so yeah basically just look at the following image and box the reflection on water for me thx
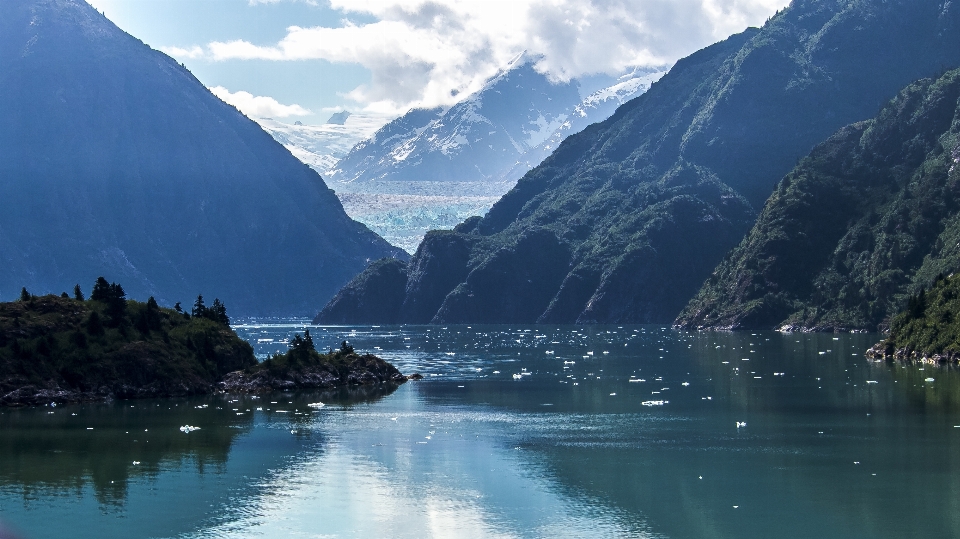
[3,325,960,538]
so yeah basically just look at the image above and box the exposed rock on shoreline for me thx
[219,352,409,393]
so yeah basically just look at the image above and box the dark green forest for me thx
[0,278,254,402]
[678,69,960,332]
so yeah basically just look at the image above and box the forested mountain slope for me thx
[0,0,404,315]
[678,69,960,331]
[318,0,960,324]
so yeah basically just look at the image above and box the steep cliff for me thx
[0,0,405,315]
[320,0,960,324]
[678,69,960,331]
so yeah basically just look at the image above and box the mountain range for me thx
[677,67,960,332]
[326,54,666,187]
[283,55,665,253]
[0,0,405,315]
[317,0,960,325]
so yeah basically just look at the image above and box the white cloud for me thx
[160,45,206,59]
[191,0,788,114]
[209,86,312,118]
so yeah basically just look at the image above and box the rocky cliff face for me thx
[677,68,960,332]
[320,0,960,325]
[0,0,405,315]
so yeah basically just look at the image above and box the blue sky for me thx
[85,0,788,124]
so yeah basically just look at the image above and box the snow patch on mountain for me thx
[257,56,667,253]
[256,114,390,175]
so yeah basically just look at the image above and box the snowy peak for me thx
[328,57,666,185]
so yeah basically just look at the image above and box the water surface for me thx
[2,325,959,538]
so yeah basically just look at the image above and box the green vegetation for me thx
[678,68,960,331]
[220,333,406,393]
[868,274,960,361]
[258,334,355,372]
[320,0,960,325]
[0,278,254,404]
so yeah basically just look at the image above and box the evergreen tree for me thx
[91,277,111,302]
[19,287,30,301]
[192,295,206,318]
[208,298,229,326]
[73,284,84,301]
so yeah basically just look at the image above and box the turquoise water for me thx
[2,325,959,538]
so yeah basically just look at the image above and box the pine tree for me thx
[19,287,30,301]
[73,284,84,301]
[91,277,111,302]
[192,295,206,318]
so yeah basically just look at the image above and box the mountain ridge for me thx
[317,0,960,325]
[0,0,405,315]
[676,67,960,332]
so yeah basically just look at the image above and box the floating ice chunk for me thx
[681,382,690,386]
[512,373,523,380]
[736,421,747,429]
[641,400,666,406]
[609,393,616,396]
[564,361,575,365]
[925,377,935,382]
[132,461,140,465]
[866,380,878,384]
[307,402,325,408]
[493,370,501,374]
[180,425,200,433]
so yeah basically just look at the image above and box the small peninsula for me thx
[0,279,407,406]
[867,274,960,363]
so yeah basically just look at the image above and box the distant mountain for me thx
[326,54,665,186]
[307,56,663,254]
[0,0,405,315]
[677,68,960,332]
[256,114,388,174]
[317,0,960,325]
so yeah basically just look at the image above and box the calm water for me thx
[2,324,960,538]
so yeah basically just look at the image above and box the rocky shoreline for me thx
[1,354,420,407]
[220,353,417,393]
[864,343,960,365]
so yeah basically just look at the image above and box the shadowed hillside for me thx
[0,0,405,316]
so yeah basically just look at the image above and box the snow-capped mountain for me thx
[257,54,666,253]
[326,54,667,186]
[256,113,389,174]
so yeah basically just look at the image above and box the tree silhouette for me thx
[73,284,84,301]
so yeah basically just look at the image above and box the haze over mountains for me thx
[0,0,404,315]
[261,55,664,252]
[318,0,960,325]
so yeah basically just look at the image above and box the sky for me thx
[84,0,789,124]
